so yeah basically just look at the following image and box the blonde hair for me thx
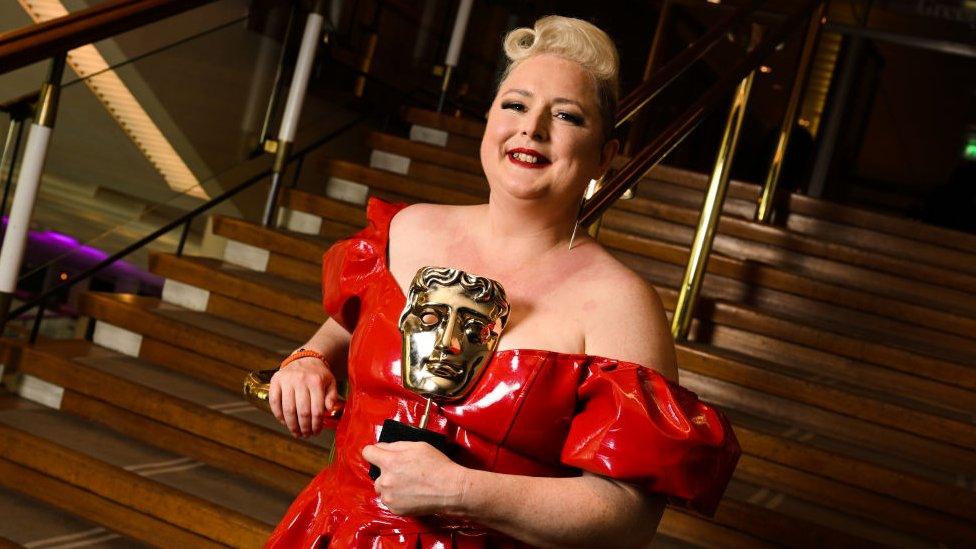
[499,16,620,140]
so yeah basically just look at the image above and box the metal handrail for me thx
[0,114,367,332]
[615,0,766,127]
[0,0,216,75]
[582,0,823,227]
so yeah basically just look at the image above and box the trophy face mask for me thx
[398,266,510,401]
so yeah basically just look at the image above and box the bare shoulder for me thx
[575,242,678,381]
[389,202,472,242]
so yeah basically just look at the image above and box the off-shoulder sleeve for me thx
[322,197,408,331]
[560,358,740,517]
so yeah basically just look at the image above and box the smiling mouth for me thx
[507,149,551,168]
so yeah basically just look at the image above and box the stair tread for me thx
[72,346,311,445]
[214,215,342,264]
[153,303,299,356]
[176,256,321,300]
[0,483,147,548]
[15,340,327,497]
[0,406,288,527]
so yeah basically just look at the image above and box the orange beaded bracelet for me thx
[280,348,327,369]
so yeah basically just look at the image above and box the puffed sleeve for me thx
[322,197,408,331]
[560,358,740,517]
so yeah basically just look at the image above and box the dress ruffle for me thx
[560,357,740,516]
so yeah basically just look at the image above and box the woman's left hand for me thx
[362,441,468,516]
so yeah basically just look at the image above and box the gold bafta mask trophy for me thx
[369,266,510,480]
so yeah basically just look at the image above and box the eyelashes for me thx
[501,101,526,113]
[500,101,584,126]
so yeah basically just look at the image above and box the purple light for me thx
[1,216,162,291]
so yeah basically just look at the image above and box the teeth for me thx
[512,152,540,164]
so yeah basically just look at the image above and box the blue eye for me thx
[501,101,525,112]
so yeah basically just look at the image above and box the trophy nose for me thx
[434,312,462,354]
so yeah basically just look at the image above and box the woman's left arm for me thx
[362,442,664,549]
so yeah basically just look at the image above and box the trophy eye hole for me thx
[464,320,487,344]
[420,309,441,326]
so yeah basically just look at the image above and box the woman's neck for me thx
[478,192,583,266]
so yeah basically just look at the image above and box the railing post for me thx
[0,54,66,322]
[257,1,301,153]
[262,0,327,227]
[755,2,825,223]
[437,0,474,113]
[0,105,30,217]
[671,55,757,342]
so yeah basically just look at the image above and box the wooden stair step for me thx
[603,228,976,365]
[217,220,340,288]
[649,163,976,256]
[16,340,328,479]
[368,131,484,176]
[684,492,874,547]
[0,425,144,548]
[701,320,976,418]
[80,293,287,380]
[214,214,350,264]
[728,458,974,546]
[0,456,219,548]
[678,343,976,462]
[401,106,485,140]
[682,365,975,481]
[323,158,482,205]
[733,422,976,524]
[611,197,976,302]
[641,166,976,274]
[0,403,277,547]
[150,252,326,326]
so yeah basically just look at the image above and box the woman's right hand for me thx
[269,357,340,438]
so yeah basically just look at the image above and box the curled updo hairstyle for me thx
[499,16,620,141]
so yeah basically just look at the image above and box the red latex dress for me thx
[266,198,741,548]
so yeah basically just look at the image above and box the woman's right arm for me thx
[269,317,350,438]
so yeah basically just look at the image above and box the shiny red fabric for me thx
[266,198,741,548]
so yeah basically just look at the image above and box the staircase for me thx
[2,106,975,547]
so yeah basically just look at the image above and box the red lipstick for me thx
[507,147,551,169]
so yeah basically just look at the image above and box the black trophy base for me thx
[368,419,449,480]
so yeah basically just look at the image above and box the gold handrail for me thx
[672,27,760,342]
[755,2,826,223]
[582,0,825,341]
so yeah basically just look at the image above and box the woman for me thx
[268,15,740,548]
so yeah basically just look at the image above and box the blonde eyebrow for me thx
[553,97,584,110]
[501,89,587,112]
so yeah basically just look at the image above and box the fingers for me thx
[269,375,283,423]
[324,378,339,412]
[361,443,395,466]
[294,386,312,437]
[309,385,325,435]
[280,386,300,436]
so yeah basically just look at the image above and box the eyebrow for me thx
[501,88,587,111]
